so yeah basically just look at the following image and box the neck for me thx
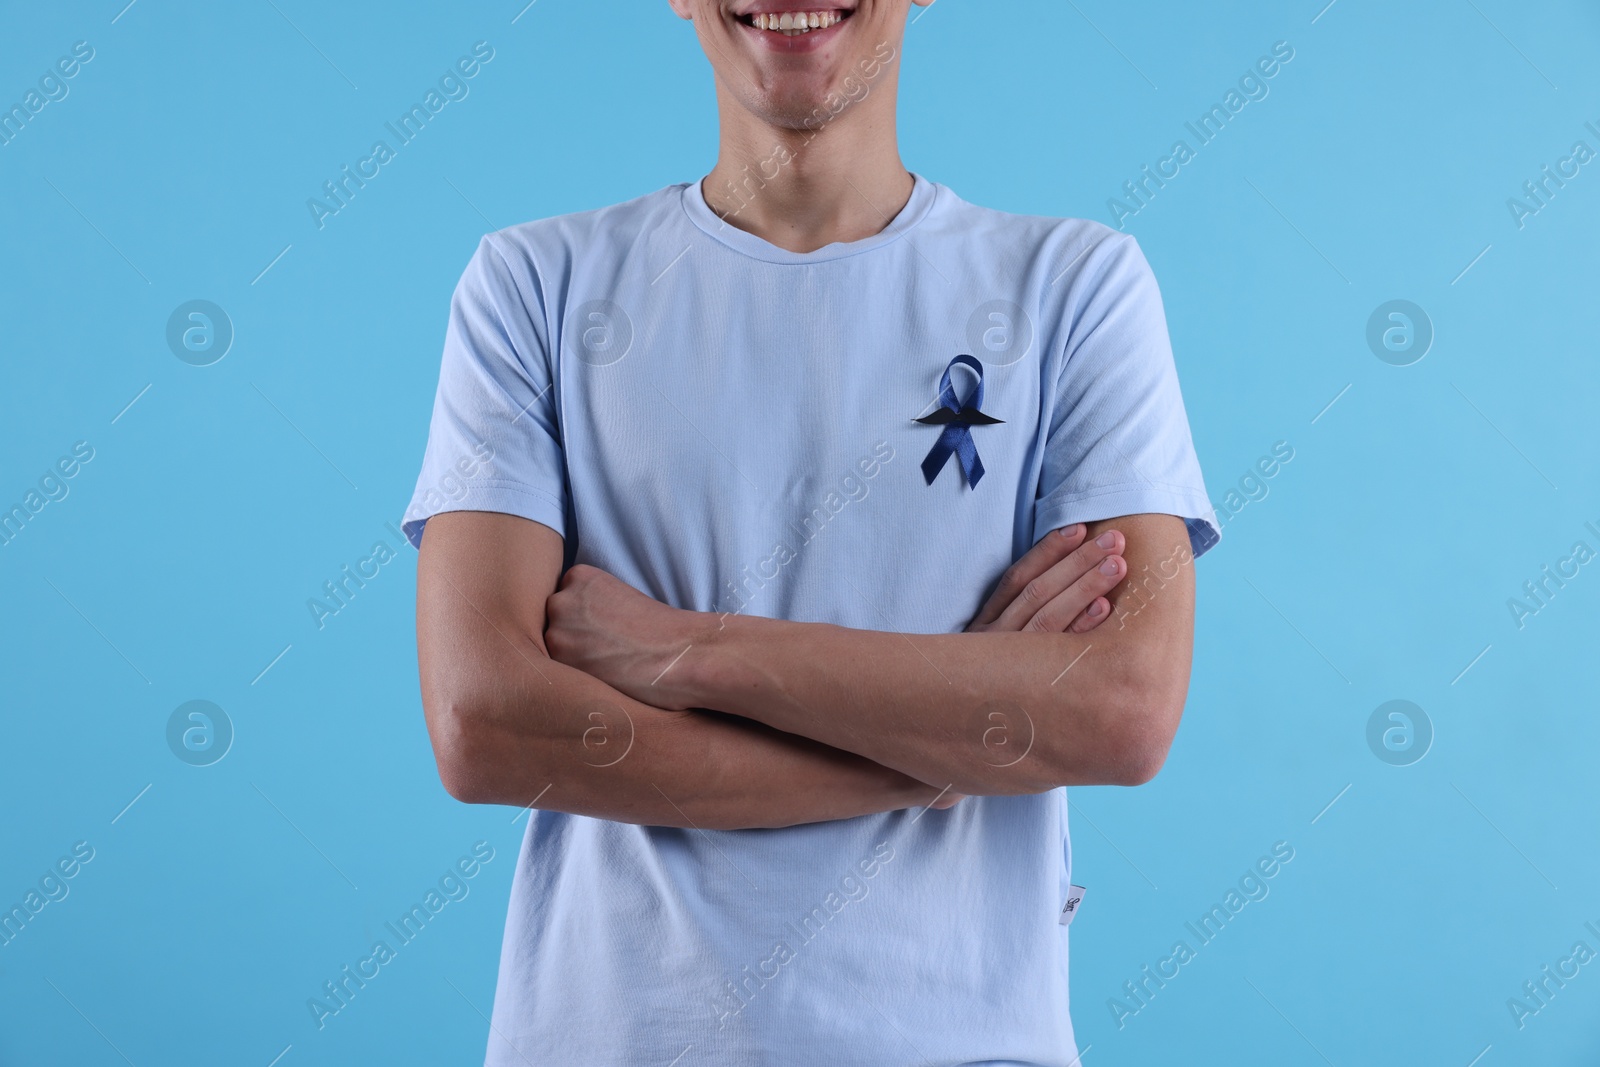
[701,85,912,253]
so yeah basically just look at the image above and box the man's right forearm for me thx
[420,582,945,830]
[415,510,949,829]
[434,667,946,830]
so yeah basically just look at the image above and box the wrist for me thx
[676,610,754,715]
[658,607,734,710]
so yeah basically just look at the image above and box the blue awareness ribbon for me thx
[916,354,1003,488]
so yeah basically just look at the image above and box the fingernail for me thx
[1096,532,1117,549]
[1059,524,1083,538]
[1087,599,1106,617]
[1099,556,1120,575]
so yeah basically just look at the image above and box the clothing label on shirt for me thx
[1059,885,1087,926]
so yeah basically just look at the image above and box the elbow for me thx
[1105,731,1172,786]
[438,762,494,806]
[425,693,500,805]
[1103,686,1185,786]
[1023,680,1183,790]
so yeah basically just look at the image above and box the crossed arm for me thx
[416,510,1195,830]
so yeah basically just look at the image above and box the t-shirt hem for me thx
[1035,487,1221,559]
[401,483,567,549]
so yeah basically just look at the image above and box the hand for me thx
[544,564,702,709]
[966,524,1127,634]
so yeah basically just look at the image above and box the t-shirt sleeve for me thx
[400,234,568,549]
[1033,233,1220,559]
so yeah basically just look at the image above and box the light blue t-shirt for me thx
[402,173,1219,1066]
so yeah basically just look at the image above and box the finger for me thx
[970,525,1087,629]
[1022,553,1126,634]
[968,524,1087,630]
[1067,596,1111,634]
[991,528,1125,633]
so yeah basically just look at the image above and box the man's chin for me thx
[758,90,846,131]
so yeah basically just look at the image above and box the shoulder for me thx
[923,180,1150,294]
[459,184,690,293]
[495,184,687,258]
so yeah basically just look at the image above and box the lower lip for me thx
[737,14,851,53]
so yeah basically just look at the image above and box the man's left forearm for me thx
[658,515,1197,794]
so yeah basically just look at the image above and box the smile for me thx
[738,9,853,36]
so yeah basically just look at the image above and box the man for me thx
[402,1,1219,1063]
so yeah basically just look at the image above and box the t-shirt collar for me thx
[681,171,938,264]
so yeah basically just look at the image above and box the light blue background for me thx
[2,1,1597,1063]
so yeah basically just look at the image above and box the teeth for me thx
[750,11,841,34]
